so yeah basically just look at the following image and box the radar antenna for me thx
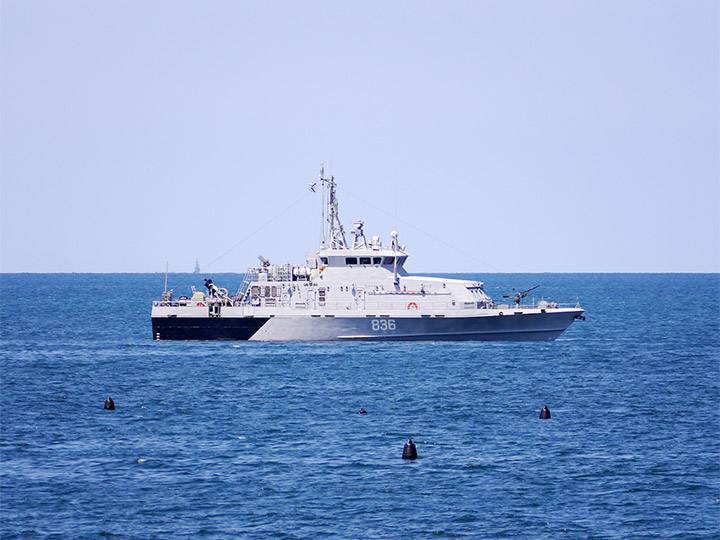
[503,285,539,307]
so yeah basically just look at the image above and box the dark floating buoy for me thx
[104,397,115,410]
[539,405,551,419]
[358,408,368,414]
[402,439,418,460]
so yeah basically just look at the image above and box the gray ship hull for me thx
[152,307,583,342]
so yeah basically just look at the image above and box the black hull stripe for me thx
[152,317,270,341]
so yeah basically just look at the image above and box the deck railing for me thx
[153,298,581,312]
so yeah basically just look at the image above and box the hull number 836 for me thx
[371,319,396,331]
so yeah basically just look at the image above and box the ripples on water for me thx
[1,273,718,539]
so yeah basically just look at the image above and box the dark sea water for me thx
[1,273,718,539]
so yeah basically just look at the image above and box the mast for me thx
[318,166,347,249]
[391,231,399,286]
[161,261,172,302]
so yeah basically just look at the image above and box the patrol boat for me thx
[151,169,584,341]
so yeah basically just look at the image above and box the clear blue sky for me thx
[2,1,718,273]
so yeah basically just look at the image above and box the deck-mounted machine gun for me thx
[503,285,539,307]
[202,278,229,299]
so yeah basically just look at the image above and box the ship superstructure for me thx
[151,168,584,341]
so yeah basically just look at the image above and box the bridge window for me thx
[373,257,382,264]
[383,257,395,265]
[359,257,371,265]
[321,257,329,265]
[346,257,357,265]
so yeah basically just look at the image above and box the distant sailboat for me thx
[194,259,200,274]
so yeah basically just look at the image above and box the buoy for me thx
[402,439,418,460]
[358,408,368,414]
[539,405,551,419]
[104,396,115,410]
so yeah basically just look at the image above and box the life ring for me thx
[197,302,206,307]
[407,302,418,310]
[498,311,504,316]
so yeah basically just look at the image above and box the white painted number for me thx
[371,319,396,331]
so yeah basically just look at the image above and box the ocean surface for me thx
[1,273,718,539]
